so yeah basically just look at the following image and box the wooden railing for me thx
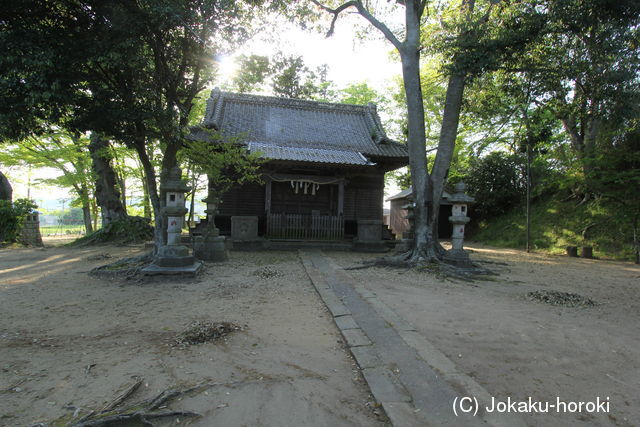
[266,213,344,240]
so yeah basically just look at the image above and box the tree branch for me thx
[310,0,403,51]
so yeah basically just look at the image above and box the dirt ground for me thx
[327,244,640,427]
[0,241,386,426]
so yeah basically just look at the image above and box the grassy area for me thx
[469,194,636,261]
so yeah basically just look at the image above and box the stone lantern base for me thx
[443,248,473,268]
[193,234,228,262]
[141,261,203,276]
[142,243,203,275]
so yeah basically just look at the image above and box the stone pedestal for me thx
[353,219,387,252]
[231,216,259,241]
[229,216,264,250]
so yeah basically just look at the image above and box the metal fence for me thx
[266,213,344,240]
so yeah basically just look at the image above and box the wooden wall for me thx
[344,173,384,221]
[218,182,265,217]
[214,168,385,237]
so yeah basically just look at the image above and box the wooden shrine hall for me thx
[189,89,409,246]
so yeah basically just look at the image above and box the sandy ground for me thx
[327,244,640,427]
[0,241,386,426]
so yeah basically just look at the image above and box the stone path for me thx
[300,250,525,427]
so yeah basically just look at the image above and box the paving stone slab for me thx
[335,315,359,330]
[324,297,351,318]
[341,328,372,347]
[362,367,411,403]
[366,296,417,332]
[354,285,377,299]
[350,346,383,369]
[380,402,429,427]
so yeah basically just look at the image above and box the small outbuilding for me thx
[386,187,453,239]
[190,89,408,245]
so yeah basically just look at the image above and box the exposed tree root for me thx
[344,247,496,282]
[68,216,153,247]
[74,410,199,427]
[89,252,153,279]
[69,379,270,426]
[99,377,143,413]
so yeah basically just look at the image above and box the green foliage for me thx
[181,132,264,198]
[0,131,95,213]
[229,52,336,101]
[339,82,385,106]
[0,198,37,243]
[588,126,640,262]
[471,193,638,262]
[460,152,525,222]
[69,216,152,246]
[231,54,272,94]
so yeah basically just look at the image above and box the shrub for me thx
[461,152,525,222]
[0,198,37,243]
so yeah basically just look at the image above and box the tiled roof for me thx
[195,89,408,163]
[386,186,453,203]
[248,142,373,165]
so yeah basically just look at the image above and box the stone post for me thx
[444,182,475,267]
[20,211,43,247]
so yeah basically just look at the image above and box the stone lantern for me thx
[193,185,228,262]
[395,193,415,253]
[444,182,475,267]
[144,166,202,274]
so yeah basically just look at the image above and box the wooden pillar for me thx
[265,179,272,214]
[338,181,344,216]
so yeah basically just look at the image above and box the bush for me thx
[0,198,37,243]
[69,216,153,246]
[460,152,525,222]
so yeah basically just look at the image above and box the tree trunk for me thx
[114,152,128,213]
[398,2,440,262]
[561,114,599,191]
[633,216,639,265]
[88,133,128,226]
[142,172,152,219]
[188,170,198,226]
[78,184,94,234]
[0,171,12,201]
[82,205,93,234]
[430,72,467,251]
[133,138,163,251]
[91,198,99,231]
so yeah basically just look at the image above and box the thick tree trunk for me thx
[88,133,128,226]
[430,72,467,246]
[398,2,440,262]
[561,114,599,189]
[0,171,12,201]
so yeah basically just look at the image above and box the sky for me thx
[217,15,402,90]
[7,12,405,211]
